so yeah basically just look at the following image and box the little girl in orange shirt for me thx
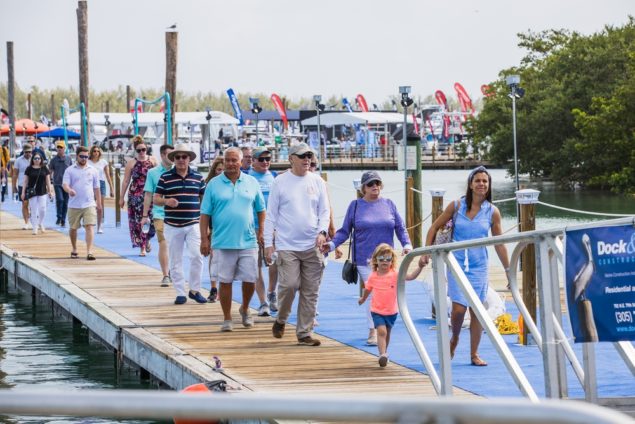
[358,243,428,367]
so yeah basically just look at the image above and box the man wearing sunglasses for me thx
[249,147,279,316]
[200,147,265,332]
[49,140,72,227]
[154,144,207,305]
[264,142,330,346]
[62,146,102,260]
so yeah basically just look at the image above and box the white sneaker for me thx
[31,229,38,235]
[22,223,28,230]
[26,222,32,230]
[97,226,104,234]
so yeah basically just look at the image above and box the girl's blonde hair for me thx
[90,145,102,157]
[370,243,397,271]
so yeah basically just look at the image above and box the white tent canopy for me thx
[63,111,239,126]
[301,111,412,126]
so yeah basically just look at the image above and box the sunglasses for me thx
[295,152,314,159]
[376,255,393,262]
[174,155,189,160]
[366,180,381,187]
[78,155,89,159]
[56,146,65,149]
[136,148,147,153]
[33,156,42,161]
[257,156,272,162]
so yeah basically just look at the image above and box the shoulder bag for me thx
[341,200,359,284]
[25,168,42,199]
[434,200,458,245]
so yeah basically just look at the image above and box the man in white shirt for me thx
[264,142,330,346]
[62,146,102,260]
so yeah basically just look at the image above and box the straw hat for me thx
[167,143,197,161]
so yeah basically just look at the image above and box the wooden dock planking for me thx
[0,210,475,398]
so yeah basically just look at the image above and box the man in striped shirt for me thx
[153,144,207,305]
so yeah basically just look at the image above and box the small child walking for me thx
[358,243,428,367]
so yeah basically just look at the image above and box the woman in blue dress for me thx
[425,166,511,366]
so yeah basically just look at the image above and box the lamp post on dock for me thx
[313,95,325,173]
[205,107,212,167]
[506,75,525,193]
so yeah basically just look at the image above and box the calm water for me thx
[0,278,169,424]
[325,169,633,231]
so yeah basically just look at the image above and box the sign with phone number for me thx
[565,224,635,343]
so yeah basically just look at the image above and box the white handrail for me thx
[0,389,632,424]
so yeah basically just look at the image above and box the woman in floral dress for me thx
[119,135,158,256]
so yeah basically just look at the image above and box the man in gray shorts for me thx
[199,147,266,332]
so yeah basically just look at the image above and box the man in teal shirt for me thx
[141,144,174,287]
[200,147,265,332]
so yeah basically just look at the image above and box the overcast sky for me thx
[1,0,632,106]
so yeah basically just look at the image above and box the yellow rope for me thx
[494,313,519,335]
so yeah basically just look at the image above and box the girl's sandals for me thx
[471,355,488,367]
[87,253,96,261]
[70,252,79,259]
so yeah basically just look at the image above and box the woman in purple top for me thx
[325,171,412,345]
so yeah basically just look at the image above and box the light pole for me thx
[399,85,413,184]
[313,95,325,173]
[205,107,212,167]
[249,98,262,146]
[506,75,525,193]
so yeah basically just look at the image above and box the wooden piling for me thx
[520,200,537,345]
[6,41,15,156]
[76,0,89,146]
[126,85,131,112]
[50,94,56,123]
[115,167,121,227]
[27,93,32,120]
[406,176,415,245]
[430,190,446,223]
[165,31,178,145]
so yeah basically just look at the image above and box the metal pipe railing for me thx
[0,389,632,424]
[397,216,635,401]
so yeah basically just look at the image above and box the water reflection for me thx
[0,279,169,424]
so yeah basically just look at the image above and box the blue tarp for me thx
[37,127,81,139]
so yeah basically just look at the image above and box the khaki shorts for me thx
[68,207,97,230]
[153,218,165,243]
[215,248,258,283]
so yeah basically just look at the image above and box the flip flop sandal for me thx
[86,253,96,261]
[145,244,152,253]
[70,252,79,259]
[471,355,488,367]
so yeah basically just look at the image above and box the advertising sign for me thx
[565,224,635,343]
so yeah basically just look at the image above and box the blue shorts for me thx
[99,180,106,196]
[371,312,398,329]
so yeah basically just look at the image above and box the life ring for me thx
[173,380,226,424]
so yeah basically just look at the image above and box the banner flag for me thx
[453,82,474,114]
[270,93,288,130]
[226,88,244,126]
[565,224,635,343]
[342,98,353,112]
[434,90,448,109]
[356,94,369,112]
[129,100,143,114]
[412,112,420,134]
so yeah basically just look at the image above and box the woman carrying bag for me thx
[21,151,53,235]
[324,171,413,346]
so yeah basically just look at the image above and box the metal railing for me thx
[397,216,635,402]
[0,389,632,423]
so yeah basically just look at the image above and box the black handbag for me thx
[341,200,358,284]
[25,168,42,199]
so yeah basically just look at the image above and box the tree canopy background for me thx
[474,17,635,194]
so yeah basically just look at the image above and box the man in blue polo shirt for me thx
[153,144,207,305]
[141,144,174,288]
[200,146,265,332]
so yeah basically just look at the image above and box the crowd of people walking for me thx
[1,136,510,367]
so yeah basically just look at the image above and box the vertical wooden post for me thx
[115,166,121,228]
[429,189,446,223]
[126,85,131,112]
[27,93,32,120]
[105,100,110,113]
[6,41,16,156]
[76,0,89,146]
[517,189,539,345]
[165,30,178,144]
[406,176,415,244]
[406,137,423,248]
